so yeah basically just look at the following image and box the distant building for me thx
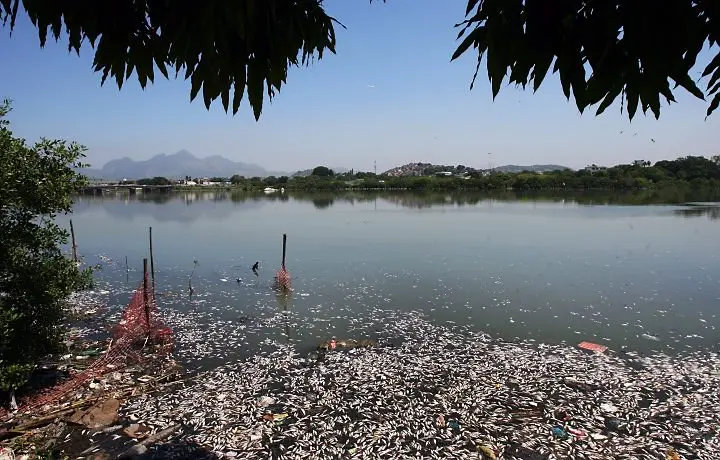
[435,171,453,177]
[584,164,607,174]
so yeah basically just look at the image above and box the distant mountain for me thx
[79,150,287,180]
[292,166,351,177]
[493,164,571,173]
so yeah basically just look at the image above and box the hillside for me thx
[292,166,351,177]
[383,163,479,177]
[79,150,287,180]
[382,162,571,176]
[493,164,571,173]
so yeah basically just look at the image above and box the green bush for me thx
[0,100,92,397]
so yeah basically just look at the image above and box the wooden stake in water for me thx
[69,219,78,264]
[282,233,287,269]
[143,258,150,329]
[149,226,156,289]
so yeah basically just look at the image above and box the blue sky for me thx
[1,0,717,173]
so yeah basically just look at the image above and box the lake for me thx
[60,190,720,370]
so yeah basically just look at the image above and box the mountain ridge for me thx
[79,153,572,180]
[79,150,287,179]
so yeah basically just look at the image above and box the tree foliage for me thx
[0,0,339,121]
[311,166,334,177]
[282,155,720,191]
[0,100,92,393]
[452,0,720,119]
[1,1,718,120]
[137,176,173,186]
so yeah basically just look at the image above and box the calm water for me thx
[59,191,720,367]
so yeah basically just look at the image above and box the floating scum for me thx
[122,309,720,460]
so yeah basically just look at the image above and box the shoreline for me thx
[120,312,720,459]
[3,299,719,458]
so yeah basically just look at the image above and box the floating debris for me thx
[121,311,720,459]
[578,341,608,353]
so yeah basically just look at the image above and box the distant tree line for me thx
[114,155,720,193]
[278,155,720,191]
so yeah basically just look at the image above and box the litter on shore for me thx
[116,310,720,459]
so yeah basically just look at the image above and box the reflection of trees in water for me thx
[71,188,720,220]
[381,192,484,209]
[290,189,720,209]
[71,191,267,223]
[487,188,720,206]
[674,206,720,220]
[312,197,334,209]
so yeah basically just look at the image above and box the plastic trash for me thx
[79,348,100,356]
[257,396,276,407]
[578,341,608,353]
[604,417,623,431]
[552,426,568,439]
[554,409,572,421]
[262,412,288,424]
[477,444,497,459]
[447,417,461,433]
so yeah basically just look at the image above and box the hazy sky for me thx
[1,0,718,173]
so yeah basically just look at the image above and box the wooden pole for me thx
[149,226,156,289]
[69,219,78,264]
[143,258,150,329]
[281,233,287,269]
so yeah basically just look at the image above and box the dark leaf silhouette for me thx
[453,0,720,119]
[1,0,718,120]
[0,0,339,121]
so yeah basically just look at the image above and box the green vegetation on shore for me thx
[0,101,92,403]
[117,155,720,193]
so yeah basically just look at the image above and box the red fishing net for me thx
[2,272,172,416]
[275,266,291,291]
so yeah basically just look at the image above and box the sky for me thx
[1,0,718,173]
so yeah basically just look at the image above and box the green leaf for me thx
[190,71,203,102]
[701,52,720,78]
[232,65,247,115]
[221,84,230,112]
[558,63,572,100]
[707,92,720,118]
[648,86,661,119]
[154,55,169,80]
[673,73,705,100]
[247,58,264,121]
[202,72,216,110]
[532,54,553,92]
[465,0,481,15]
[451,25,484,61]
[626,85,640,120]
[595,84,623,116]
[707,68,720,93]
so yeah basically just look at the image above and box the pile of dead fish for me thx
[121,311,720,459]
